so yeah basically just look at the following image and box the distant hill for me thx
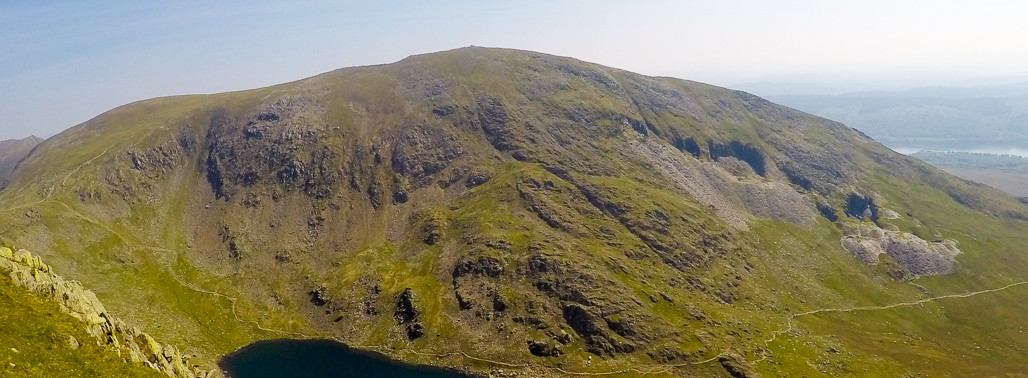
[3,48,1028,376]
[913,151,1028,197]
[0,136,42,188]
[763,83,1028,150]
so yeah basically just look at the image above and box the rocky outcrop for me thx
[844,193,879,222]
[391,122,465,187]
[527,340,562,357]
[708,140,767,177]
[840,224,960,275]
[204,97,336,201]
[394,288,424,340]
[719,352,760,378]
[0,246,214,378]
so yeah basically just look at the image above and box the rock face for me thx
[840,224,961,275]
[394,288,424,340]
[0,246,213,378]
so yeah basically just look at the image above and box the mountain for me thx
[2,47,1028,377]
[762,84,1028,150]
[0,136,43,188]
[912,151,1028,198]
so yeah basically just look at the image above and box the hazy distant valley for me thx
[761,82,1028,152]
[753,83,1028,201]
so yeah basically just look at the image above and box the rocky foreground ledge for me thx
[0,246,214,378]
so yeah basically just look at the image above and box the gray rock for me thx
[840,223,960,275]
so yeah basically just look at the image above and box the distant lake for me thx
[219,339,472,378]
[890,146,1028,158]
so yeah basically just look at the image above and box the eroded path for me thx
[752,280,1028,365]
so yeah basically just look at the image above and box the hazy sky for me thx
[3,0,1028,140]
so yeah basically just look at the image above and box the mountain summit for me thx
[2,47,1027,376]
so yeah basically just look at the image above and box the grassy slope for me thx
[0,274,163,377]
[0,48,1026,376]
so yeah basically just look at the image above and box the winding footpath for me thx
[752,280,1028,365]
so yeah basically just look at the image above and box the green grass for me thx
[0,274,163,377]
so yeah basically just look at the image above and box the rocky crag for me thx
[0,246,214,378]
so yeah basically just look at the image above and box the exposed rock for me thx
[552,330,572,344]
[452,256,504,279]
[709,140,767,177]
[672,135,702,158]
[405,322,425,340]
[840,224,960,275]
[527,340,562,357]
[392,189,410,204]
[390,122,464,186]
[395,288,420,323]
[421,211,446,245]
[361,283,381,316]
[816,200,839,222]
[844,193,879,222]
[484,239,511,251]
[0,247,212,378]
[204,97,335,200]
[464,172,491,188]
[628,136,819,229]
[561,304,633,356]
[517,179,574,232]
[780,163,814,191]
[67,335,80,349]
[394,288,424,340]
[309,286,329,306]
[432,105,455,117]
[367,181,384,209]
[491,291,507,312]
[736,181,816,225]
[719,352,760,378]
[476,96,515,151]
